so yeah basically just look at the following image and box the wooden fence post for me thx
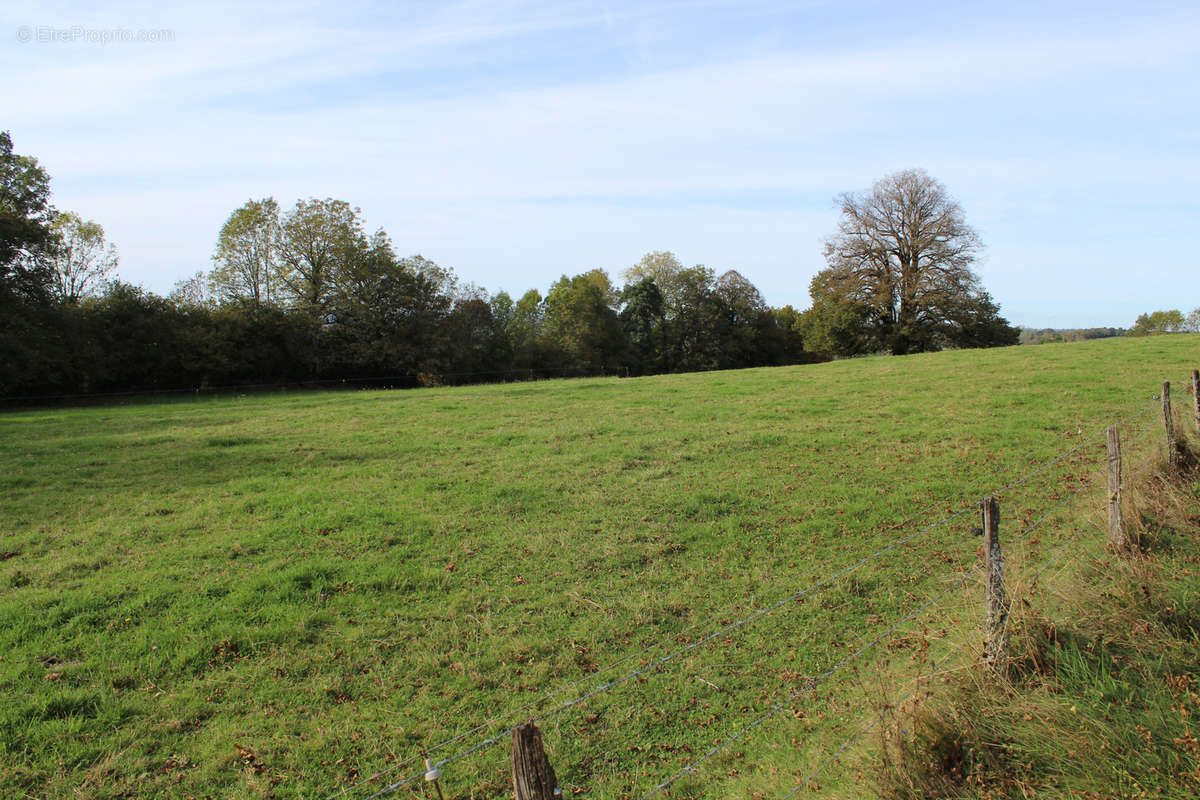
[513,721,559,800]
[1163,381,1179,468]
[982,497,1007,669]
[1191,369,1199,433]
[1106,426,1128,551]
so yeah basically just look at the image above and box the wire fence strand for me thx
[633,436,1148,800]
[326,398,1166,800]
[634,561,988,800]
[779,433,1167,798]
[781,630,975,799]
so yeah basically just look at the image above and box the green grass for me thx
[876,450,1200,799]
[0,335,1197,799]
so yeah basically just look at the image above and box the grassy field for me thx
[1,335,1196,799]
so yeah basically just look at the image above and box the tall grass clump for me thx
[877,429,1200,799]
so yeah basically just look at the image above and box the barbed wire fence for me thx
[315,373,1194,800]
[775,418,1168,799]
[634,412,1166,800]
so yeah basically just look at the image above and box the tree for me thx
[800,267,882,357]
[326,243,456,377]
[1184,308,1200,333]
[443,297,508,380]
[816,169,1014,355]
[714,270,765,321]
[47,211,119,302]
[170,270,213,308]
[490,290,516,333]
[619,277,666,374]
[508,288,547,369]
[543,269,625,372]
[278,198,368,314]
[331,229,402,312]
[664,265,727,371]
[623,251,688,316]
[771,304,815,364]
[211,198,281,306]
[1128,309,1185,336]
[941,290,1020,349]
[1,132,63,397]
[0,130,56,302]
[712,269,777,367]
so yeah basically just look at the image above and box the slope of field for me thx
[0,336,1196,799]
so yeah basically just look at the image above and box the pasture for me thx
[1,335,1195,799]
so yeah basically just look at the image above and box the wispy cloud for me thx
[4,0,1198,325]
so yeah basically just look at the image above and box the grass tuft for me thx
[877,430,1200,800]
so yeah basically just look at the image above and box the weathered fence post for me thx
[513,721,559,800]
[982,497,1007,669]
[1192,369,1200,433]
[1106,426,1128,551]
[1163,381,1179,467]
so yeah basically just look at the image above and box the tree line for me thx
[1019,309,1200,345]
[1,133,1021,401]
[1127,308,1200,337]
[1019,327,1126,345]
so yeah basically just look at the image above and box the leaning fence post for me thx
[1106,426,1128,552]
[1163,381,1179,468]
[982,497,1007,669]
[512,721,559,800]
[1191,369,1200,433]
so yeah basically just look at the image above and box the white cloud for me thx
[4,0,1198,325]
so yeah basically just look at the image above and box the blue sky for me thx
[4,0,1198,327]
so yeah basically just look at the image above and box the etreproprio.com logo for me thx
[16,25,176,44]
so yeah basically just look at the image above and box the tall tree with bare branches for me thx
[811,169,1015,355]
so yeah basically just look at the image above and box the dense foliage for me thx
[1127,308,1199,336]
[1,267,823,399]
[1,138,1028,401]
[0,134,820,400]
